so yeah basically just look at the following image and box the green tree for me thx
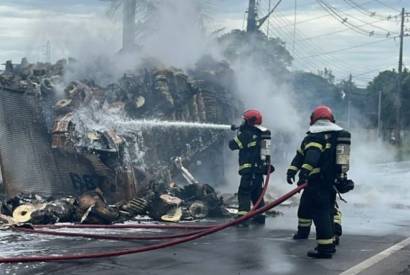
[218,30,293,80]
[292,71,344,120]
[367,70,399,128]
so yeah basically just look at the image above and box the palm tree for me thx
[101,0,147,51]
[102,0,212,51]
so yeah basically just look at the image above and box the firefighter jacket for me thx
[229,124,264,175]
[288,121,349,189]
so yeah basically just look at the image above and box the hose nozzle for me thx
[230,124,239,131]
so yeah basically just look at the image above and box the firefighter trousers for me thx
[238,173,265,215]
[297,186,334,252]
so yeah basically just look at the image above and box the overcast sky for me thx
[0,0,408,86]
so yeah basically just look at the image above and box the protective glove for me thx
[286,169,297,185]
[297,169,309,186]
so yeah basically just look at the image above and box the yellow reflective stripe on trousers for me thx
[247,141,257,148]
[325,143,332,149]
[298,218,312,227]
[239,163,252,171]
[234,136,244,149]
[304,142,323,151]
[317,239,334,245]
[334,211,342,224]
[302,163,315,171]
[288,165,299,171]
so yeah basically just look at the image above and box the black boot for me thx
[236,212,250,228]
[293,232,309,240]
[251,215,266,225]
[308,244,335,259]
[314,246,336,254]
[293,227,310,240]
[237,221,250,228]
[307,250,333,259]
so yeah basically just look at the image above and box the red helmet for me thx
[310,105,335,125]
[243,109,262,125]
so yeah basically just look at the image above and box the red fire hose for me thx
[0,183,306,263]
[14,227,203,241]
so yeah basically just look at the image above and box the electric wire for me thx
[299,37,395,59]
[373,0,401,12]
[267,9,359,76]
[266,5,398,82]
[317,0,397,37]
[298,17,396,42]
[269,16,355,76]
[342,0,396,20]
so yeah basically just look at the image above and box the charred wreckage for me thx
[0,57,241,225]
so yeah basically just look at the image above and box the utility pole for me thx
[247,0,258,33]
[394,8,405,145]
[122,0,137,52]
[377,90,382,139]
[246,0,282,33]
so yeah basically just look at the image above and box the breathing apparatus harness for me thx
[231,122,274,175]
[332,130,354,202]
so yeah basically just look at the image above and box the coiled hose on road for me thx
[1,167,307,264]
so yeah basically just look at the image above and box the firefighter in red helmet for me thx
[286,105,353,258]
[229,110,274,226]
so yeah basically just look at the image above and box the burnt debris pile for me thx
[0,57,240,224]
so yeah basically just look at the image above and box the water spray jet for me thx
[116,119,232,131]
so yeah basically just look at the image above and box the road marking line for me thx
[340,236,410,275]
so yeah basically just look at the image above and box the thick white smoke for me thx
[139,0,222,69]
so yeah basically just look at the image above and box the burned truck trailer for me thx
[0,59,238,203]
[0,87,100,197]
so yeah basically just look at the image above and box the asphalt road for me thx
[1,203,410,275]
[2,159,410,275]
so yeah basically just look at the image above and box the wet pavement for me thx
[1,204,410,275]
[2,159,410,275]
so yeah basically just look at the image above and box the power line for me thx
[266,16,343,72]
[261,2,399,79]
[317,0,380,36]
[373,0,401,12]
[265,0,377,29]
[336,1,399,33]
[297,17,393,42]
[267,11,358,75]
[352,65,397,78]
[317,0,397,37]
[274,14,331,28]
[299,37,395,58]
[342,0,396,20]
